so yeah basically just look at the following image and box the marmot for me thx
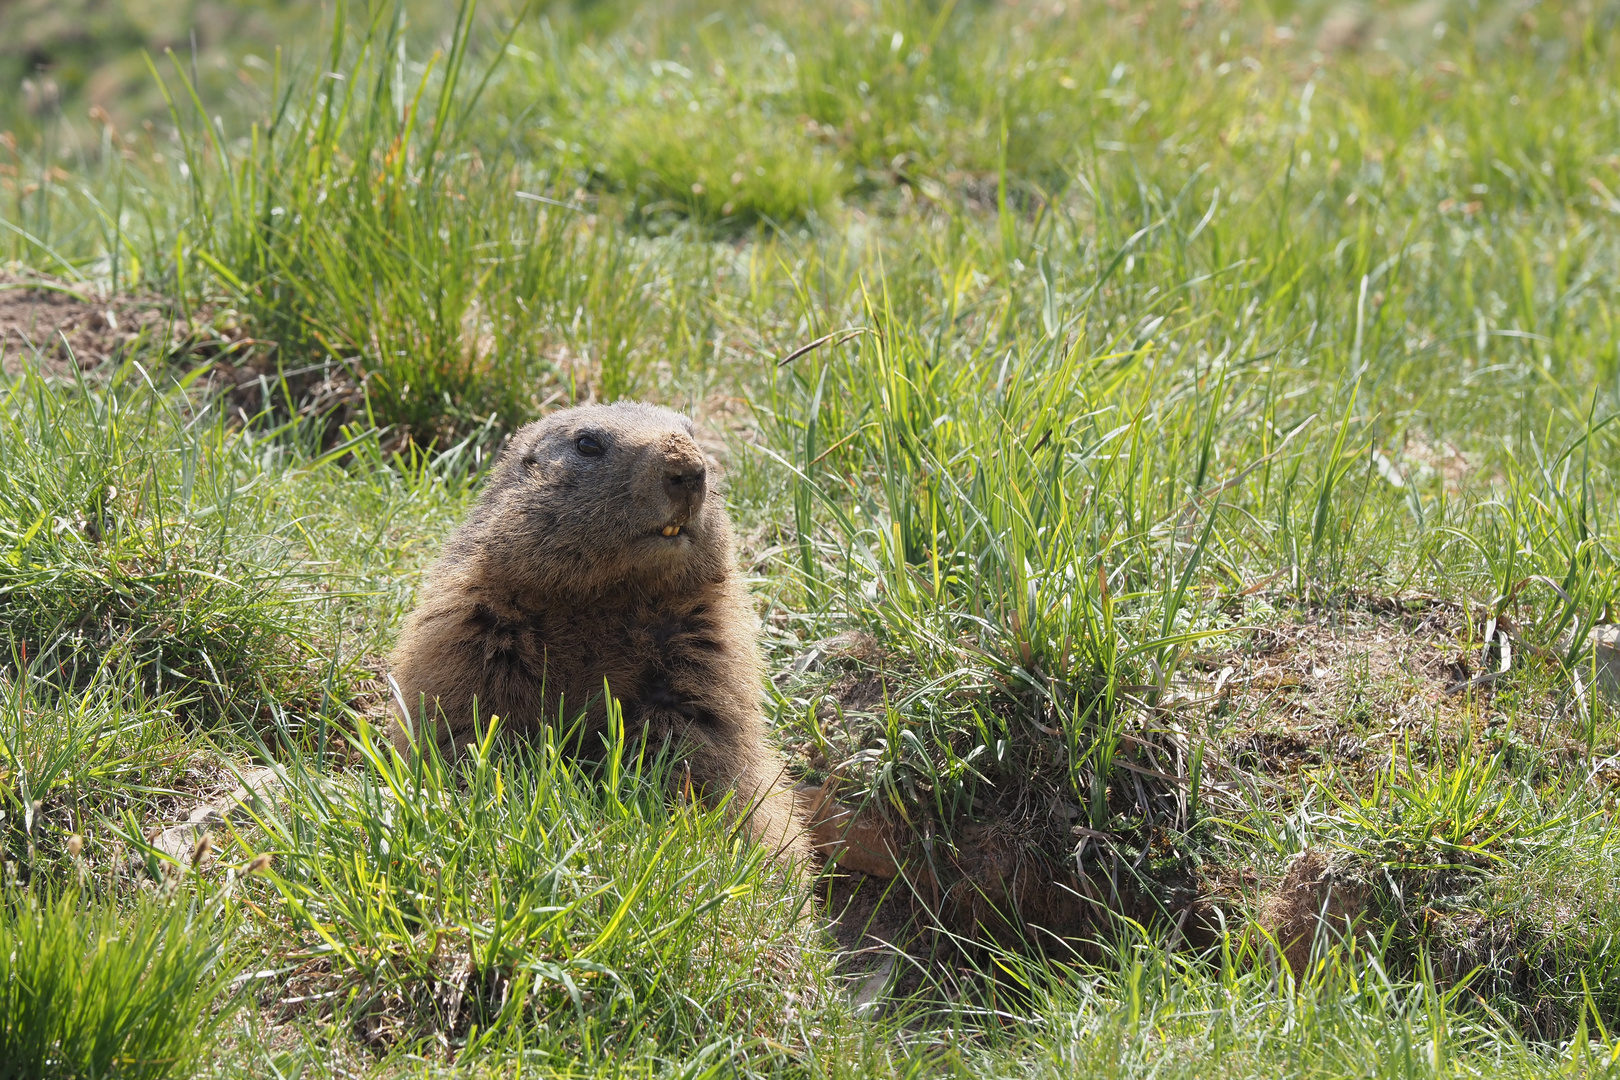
[386,402,809,864]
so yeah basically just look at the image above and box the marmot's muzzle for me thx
[661,452,706,529]
[663,464,706,505]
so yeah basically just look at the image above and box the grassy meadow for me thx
[5,0,1620,1075]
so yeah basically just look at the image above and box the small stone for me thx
[1590,625,1620,698]
[797,782,905,879]
[229,767,282,809]
[188,805,225,825]
[153,824,203,866]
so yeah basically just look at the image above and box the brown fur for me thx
[386,402,810,864]
[1259,849,1369,977]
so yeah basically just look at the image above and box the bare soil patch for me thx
[0,269,371,440]
[0,270,177,373]
[1192,595,1479,804]
[1257,848,1371,976]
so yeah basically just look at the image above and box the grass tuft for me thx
[0,890,240,1080]
[237,715,827,1062]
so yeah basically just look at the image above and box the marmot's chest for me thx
[472,596,728,718]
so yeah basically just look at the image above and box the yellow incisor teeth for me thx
[662,525,680,537]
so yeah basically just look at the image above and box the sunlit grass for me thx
[0,891,240,1080]
[1,0,1619,1075]
[223,716,827,1064]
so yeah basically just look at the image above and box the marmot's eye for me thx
[574,434,604,457]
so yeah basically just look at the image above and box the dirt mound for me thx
[807,785,1208,958]
[0,271,179,373]
[1258,849,1371,976]
[0,270,365,436]
[799,591,1531,977]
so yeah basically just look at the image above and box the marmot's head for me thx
[457,402,733,598]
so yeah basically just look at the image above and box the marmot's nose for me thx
[664,465,706,508]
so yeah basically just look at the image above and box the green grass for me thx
[231,717,826,1064]
[0,366,339,713]
[4,0,1620,1074]
[0,890,241,1080]
[947,933,1620,1079]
